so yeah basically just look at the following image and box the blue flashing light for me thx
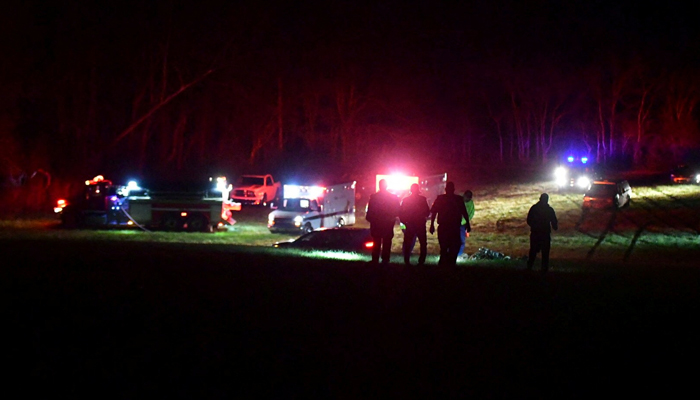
[581,157,588,164]
[567,156,574,163]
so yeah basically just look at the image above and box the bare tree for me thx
[633,82,653,164]
[659,71,700,163]
[333,80,368,163]
[112,69,214,146]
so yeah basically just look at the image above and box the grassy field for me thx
[3,179,700,397]
[3,180,699,269]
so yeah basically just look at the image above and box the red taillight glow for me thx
[223,201,241,211]
[364,242,374,248]
[54,199,68,214]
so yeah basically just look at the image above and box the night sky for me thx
[2,0,699,184]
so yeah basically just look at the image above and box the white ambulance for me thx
[267,181,356,234]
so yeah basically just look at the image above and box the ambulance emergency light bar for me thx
[283,184,326,200]
[375,174,419,192]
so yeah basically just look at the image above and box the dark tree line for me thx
[2,1,699,213]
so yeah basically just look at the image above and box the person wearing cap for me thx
[526,193,558,272]
[429,181,470,267]
[457,189,475,259]
[366,179,400,265]
[399,183,431,266]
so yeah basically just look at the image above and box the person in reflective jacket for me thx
[457,189,475,259]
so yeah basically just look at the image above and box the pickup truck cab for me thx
[231,174,281,206]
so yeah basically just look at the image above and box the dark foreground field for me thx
[3,237,700,399]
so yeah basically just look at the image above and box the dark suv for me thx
[670,164,699,184]
[272,227,374,253]
[582,180,632,209]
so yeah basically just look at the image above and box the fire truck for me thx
[267,181,356,234]
[55,175,232,232]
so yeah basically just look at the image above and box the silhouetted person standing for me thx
[527,193,558,272]
[429,181,470,267]
[457,189,475,259]
[399,183,430,266]
[366,179,400,264]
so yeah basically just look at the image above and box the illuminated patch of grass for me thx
[269,247,370,262]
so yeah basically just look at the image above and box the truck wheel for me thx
[336,218,345,228]
[303,223,314,234]
[261,194,268,207]
[161,213,183,231]
[187,215,209,232]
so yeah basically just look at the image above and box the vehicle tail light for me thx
[364,241,374,248]
[54,199,68,213]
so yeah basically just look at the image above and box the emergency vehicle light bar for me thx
[283,184,326,199]
[376,174,419,192]
[86,175,111,185]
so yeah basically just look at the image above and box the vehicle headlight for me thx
[696,174,700,184]
[294,215,303,227]
[268,214,275,223]
[554,167,568,187]
[554,166,567,179]
[577,176,591,189]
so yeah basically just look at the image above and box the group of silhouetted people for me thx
[366,179,472,267]
[366,179,557,272]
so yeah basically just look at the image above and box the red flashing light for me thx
[364,242,374,248]
[181,212,188,217]
[86,175,112,186]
